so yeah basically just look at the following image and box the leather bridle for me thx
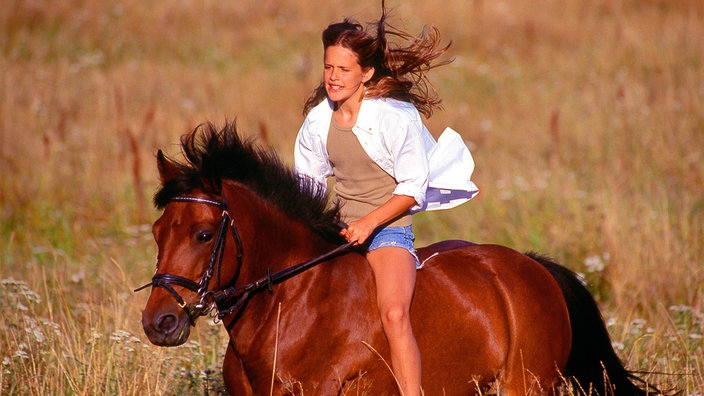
[134,196,242,324]
[135,195,352,324]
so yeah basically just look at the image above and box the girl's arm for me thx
[340,195,416,245]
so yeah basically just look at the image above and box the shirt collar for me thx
[316,97,381,135]
[353,98,380,135]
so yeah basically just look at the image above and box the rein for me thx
[212,241,353,318]
[134,195,352,323]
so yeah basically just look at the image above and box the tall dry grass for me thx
[1,0,702,394]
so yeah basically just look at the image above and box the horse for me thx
[136,121,660,395]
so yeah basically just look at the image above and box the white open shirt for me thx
[294,97,479,213]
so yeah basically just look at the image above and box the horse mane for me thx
[154,121,344,242]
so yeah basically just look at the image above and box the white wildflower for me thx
[28,326,46,344]
[630,318,647,328]
[1,278,42,306]
[110,329,133,342]
[87,328,102,345]
[584,254,605,273]
[110,329,142,351]
[611,341,625,351]
[41,318,62,338]
[669,304,691,313]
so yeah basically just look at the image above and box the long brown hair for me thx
[303,2,452,118]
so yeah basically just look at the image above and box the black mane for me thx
[154,121,343,242]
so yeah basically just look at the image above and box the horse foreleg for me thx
[222,341,254,396]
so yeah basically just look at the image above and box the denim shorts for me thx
[367,225,421,269]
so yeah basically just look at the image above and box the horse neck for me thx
[224,182,333,285]
[220,182,338,340]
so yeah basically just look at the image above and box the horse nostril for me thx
[156,313,179,334]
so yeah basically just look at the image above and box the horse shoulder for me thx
[238,251,385,394]
[222,342,254,395]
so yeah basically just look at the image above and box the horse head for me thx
[139,152,247,346]
[137,121,343,347]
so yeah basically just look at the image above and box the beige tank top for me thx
[326,118,411,227]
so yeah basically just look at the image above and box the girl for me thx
[294,4,478,395]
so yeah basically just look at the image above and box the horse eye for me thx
[196,230,213,242]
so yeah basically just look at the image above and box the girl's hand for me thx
[339,195,417,245]
[340,218,377,245]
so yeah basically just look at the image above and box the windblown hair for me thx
[154,121,344,241]
[303,1,452,118]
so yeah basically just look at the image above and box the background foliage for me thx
[1,0,702,394]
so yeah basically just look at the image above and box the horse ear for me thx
[220,179,236,206]
[156,150,179,183]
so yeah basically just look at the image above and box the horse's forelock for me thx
[153,122,231,209]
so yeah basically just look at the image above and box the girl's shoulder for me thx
[302,99,334,132]
[371,97,416,111]
[307,99,334,118]
[366,97,421,122]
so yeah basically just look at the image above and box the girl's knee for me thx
[380,305,410,330]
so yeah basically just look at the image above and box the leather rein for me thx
[134,196,352,324]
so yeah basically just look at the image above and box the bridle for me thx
[135,195,352,325]
[134,196,241,324]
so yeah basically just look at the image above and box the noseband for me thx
[135,195,352,325]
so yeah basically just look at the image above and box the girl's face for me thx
[323,44,374,106]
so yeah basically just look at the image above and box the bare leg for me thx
[367,246,421,396]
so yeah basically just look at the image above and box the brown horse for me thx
[137,122,659,395]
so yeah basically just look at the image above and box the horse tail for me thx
[525,252,664,395]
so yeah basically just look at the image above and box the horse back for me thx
[416,239,475,266]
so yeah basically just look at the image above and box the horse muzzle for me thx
[141,294,193,346]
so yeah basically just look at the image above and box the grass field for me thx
[1,0,702,394]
